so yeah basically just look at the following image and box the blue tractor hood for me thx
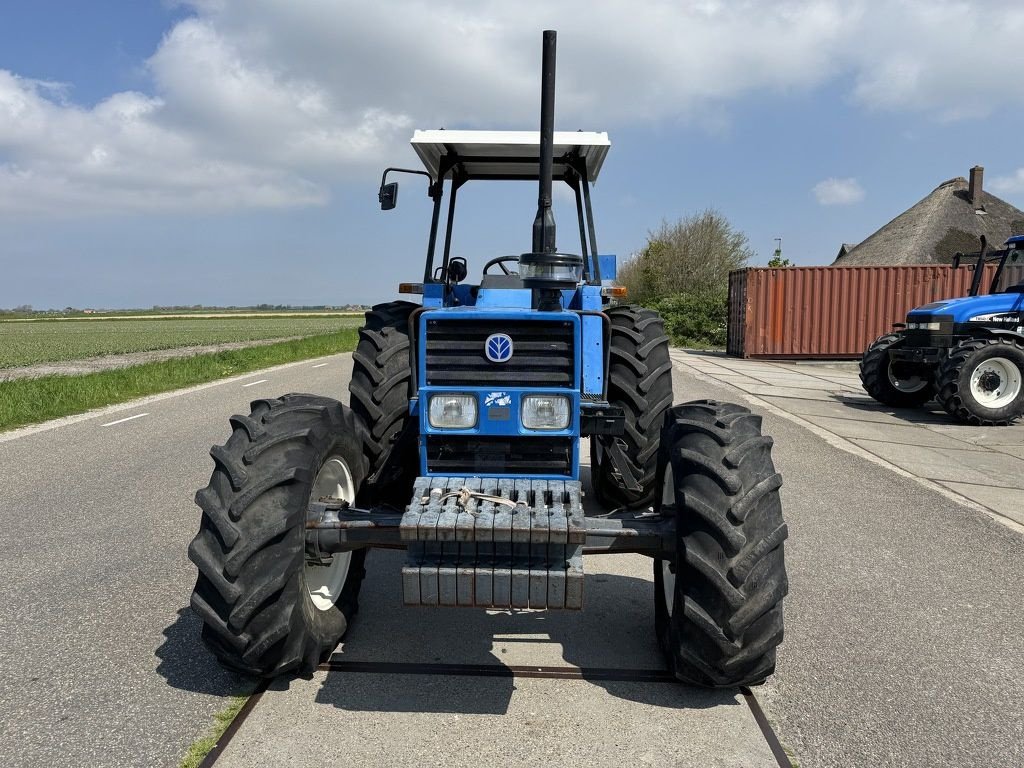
[908,292,1024,323]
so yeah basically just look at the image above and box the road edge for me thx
[0,352,353,445]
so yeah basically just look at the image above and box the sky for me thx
[2,0,1024,309]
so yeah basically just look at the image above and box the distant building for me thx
[835,243,858,260]
[833,166,1024,265]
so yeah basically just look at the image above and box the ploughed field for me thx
[0,315,363,369]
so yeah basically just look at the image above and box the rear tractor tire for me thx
[592,305,674,509]
[655,400,788,687]
[860,333,934,407]
[935,337,1024,425]
[349,300,418,505]
[188,394,369,678]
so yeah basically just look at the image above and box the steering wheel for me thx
[482,256,519,276]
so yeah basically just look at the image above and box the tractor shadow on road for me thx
[155,606,256,697]
[310,550,739,716]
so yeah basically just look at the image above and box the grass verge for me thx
[179,695,251,768]
[0,329,359,432]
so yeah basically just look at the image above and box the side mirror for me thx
[447,257,468,284]
[379,182,398,210]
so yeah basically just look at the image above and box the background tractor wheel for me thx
[935,337,1024,425]
[654,400,788,687]
[188,394,369,678]
[860,333,934,407]
[592,305,674,509]
[348,300,418,505]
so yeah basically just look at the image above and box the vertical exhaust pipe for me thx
[521,30,581,303]
[532,30,557,255]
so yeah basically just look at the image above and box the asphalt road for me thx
[0,355,358,767]
[1,351,1022,767]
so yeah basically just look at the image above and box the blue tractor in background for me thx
[188,31,788,688]
[861,235,1024,424]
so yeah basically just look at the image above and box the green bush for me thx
[649,292,728,348]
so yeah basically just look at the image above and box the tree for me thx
[618,209,753,305]
[768,255,793,267]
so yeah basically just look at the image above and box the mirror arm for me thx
[379,167,435,196]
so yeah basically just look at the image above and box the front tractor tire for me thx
[860,333,934,407]
[349,301,418,505]
[592,305,674,509]
[188,394,369,678]
[655,401,788,687]
[935,337,1024,425]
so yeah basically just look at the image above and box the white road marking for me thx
[312,363,328,368]
[100,413,149,428]
[242,379,269,388]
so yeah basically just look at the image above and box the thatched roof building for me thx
[833,167,1024,265]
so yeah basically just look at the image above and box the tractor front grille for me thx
[425,436,573,476]
[424,318,575,388]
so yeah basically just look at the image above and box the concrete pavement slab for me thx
[744,375,865,390]
[738,384,854,402]
[214,549,779,767]
[216,672,775,768]
[803,415,985,450]
[851,438,1024,487]
[759,396,946,425]
[937,483,1024,526]
[993,444,1024,460]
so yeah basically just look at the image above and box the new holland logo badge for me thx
[485,333,514,363]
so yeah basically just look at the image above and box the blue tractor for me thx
[188,32,788,688]
[860,235,1024,424]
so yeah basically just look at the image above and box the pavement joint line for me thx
[197,680,270,768]
[673,355,1024,537]
[829,434,990,452]
[99,412,148,427]
[937,478,1024,491]
[741,687,794,768]
[241,379,269,388]
[790,407,990,436]
[311,363,328,368]
[0,351,352,445]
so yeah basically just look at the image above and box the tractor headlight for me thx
[906,321,940,330]
[428,394,477,429]
[521,395,570,430]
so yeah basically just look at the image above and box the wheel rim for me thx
[305,457,355,612]
[969,356,1023,409]
[661,464,675,618]
[887,363,928,393]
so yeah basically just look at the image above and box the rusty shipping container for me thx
[727,264,1024,359]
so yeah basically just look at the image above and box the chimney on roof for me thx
[968,165,984,205]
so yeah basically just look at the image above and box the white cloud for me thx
[1,0,1023,214]
[990,168,1024,195]
[813,177,865,206]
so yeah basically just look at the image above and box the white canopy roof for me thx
[410,130,611,183]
